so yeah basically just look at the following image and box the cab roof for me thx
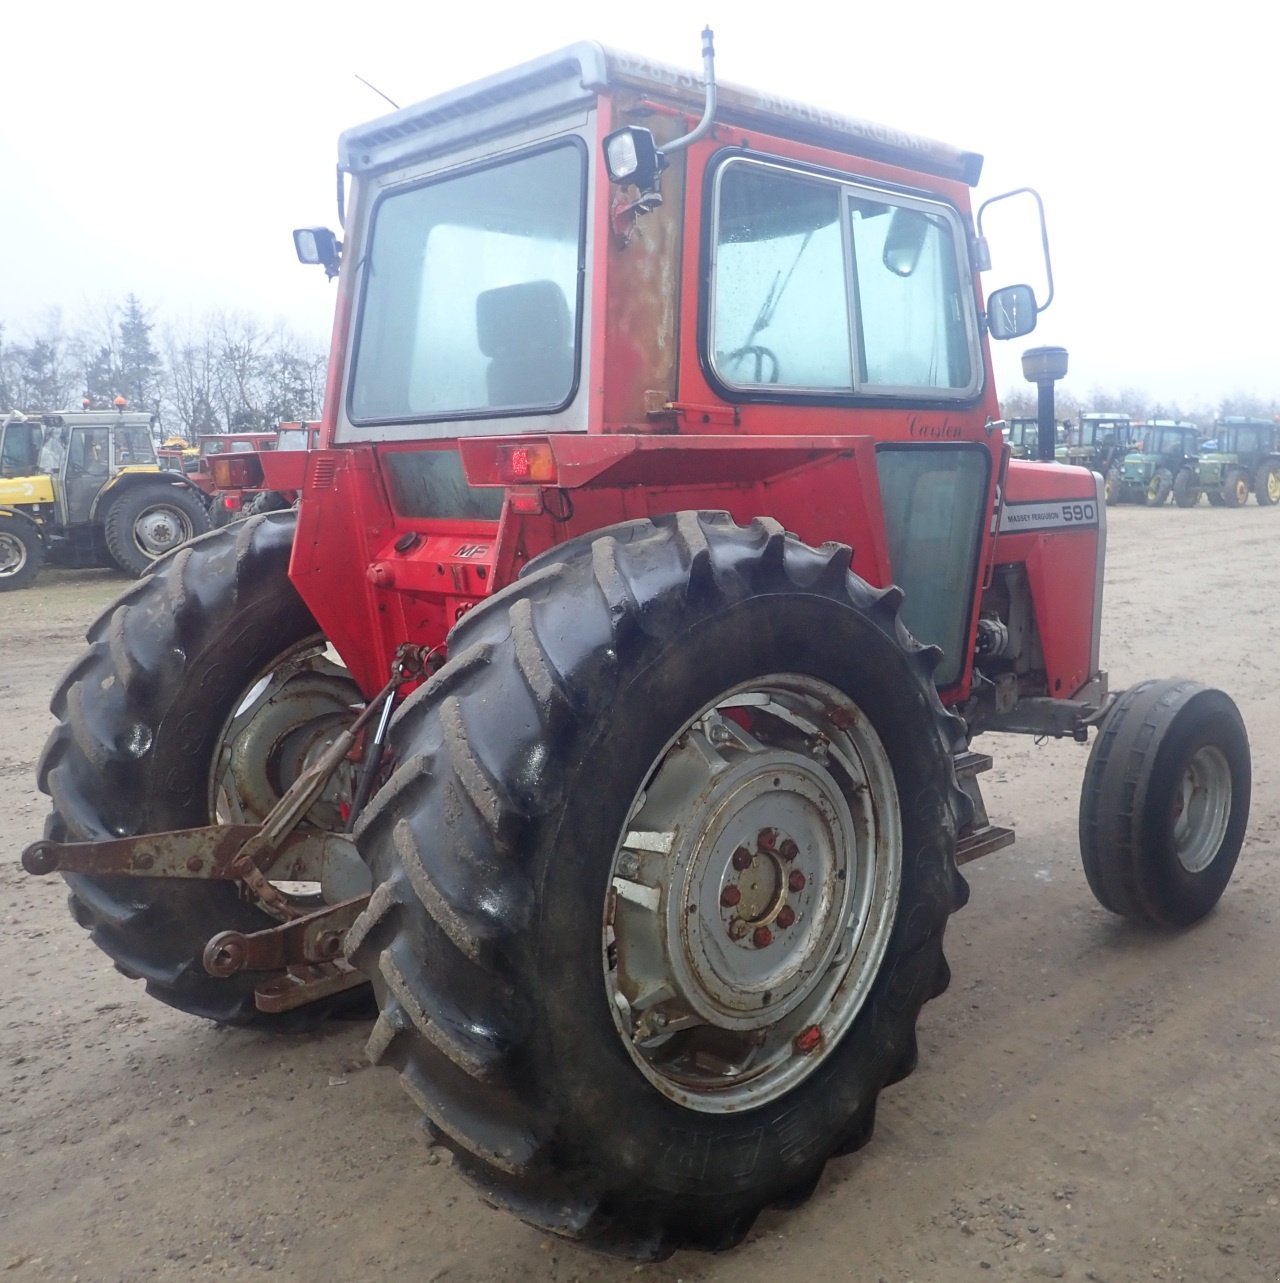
[339,42,983,186]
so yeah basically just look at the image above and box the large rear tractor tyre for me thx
[103,483,211,576]
[1253,463,1280,506]
[38,512,371,1028]
[1221,468,1250,509]
[349,512,971,1258]
[1146,470,1172,506]
[1104,470,1125,506]
[0,514,44,591]
[1172,468,1200,508]
[1079,679,1249,928]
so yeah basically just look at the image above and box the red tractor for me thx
[26,35,1250,1260]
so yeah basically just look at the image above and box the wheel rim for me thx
[1267,472,1280,502]
[1172,745,1232,874]
[132,502,195,558]
[0,531,27,577]
[603,674,901,1113]
[209,638,366,902]
[1235,479,1248,504]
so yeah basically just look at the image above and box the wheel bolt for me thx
[756,828,778,853]
[776,906,796,929]
[788,870,806,893]
[752,926,773,949]
[728,918,748,942]
[720,885,741,908]
[732,846,753,871]
[779,838,799,861]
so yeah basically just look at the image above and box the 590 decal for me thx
[998,498,1099,533]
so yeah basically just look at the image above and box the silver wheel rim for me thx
[132,502,195,558]
[1172,745,1232,874]
[209,639,367,904]
[603,674,902,1114]
[0,530,27,577]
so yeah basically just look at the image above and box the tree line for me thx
[0,296,327,441]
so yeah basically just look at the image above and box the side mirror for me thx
[293,227,342,280]
[882,208,930,277]
[987,284,1038,341]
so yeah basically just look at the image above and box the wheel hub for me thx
[134,506,188,556]
[671,755,854,1030]
[1173,745,1232,874]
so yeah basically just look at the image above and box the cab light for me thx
[500,442,556,484]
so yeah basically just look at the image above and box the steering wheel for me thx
[723,345,781,385]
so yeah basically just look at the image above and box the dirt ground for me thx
[3,506,1279,1283]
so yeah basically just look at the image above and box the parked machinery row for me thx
[1002,414,1280,508]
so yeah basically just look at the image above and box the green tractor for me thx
[1106,421,1201,507]
[1002,416,1066,460]
[1058,411,1137,474]
[1197,417,1280,507]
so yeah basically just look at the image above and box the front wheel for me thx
[1146,470,1172,506]
[1079,679,1249,927]
[1104,469,1125,505]
[103,483,211,576]
[0,514,44,591]
[349,512,970,1257]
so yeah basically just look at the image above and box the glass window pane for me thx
[876,446,989,686]
[850,199,972,391]
[352,143,584,422]
[712,164,852,390]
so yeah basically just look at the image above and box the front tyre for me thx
[1146,469,1172,506]
[349,513,970,1257]
[38,512,369,1027]
[1079,679,1249,927]
[1104,469,1125,506]
[103,483,211,576]
[1173,468,1200,508]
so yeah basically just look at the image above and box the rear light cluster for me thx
[499,442,556,483]
[209,455,264,489]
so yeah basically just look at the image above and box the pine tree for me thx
[117,294,161,411]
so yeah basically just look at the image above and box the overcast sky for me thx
[3,0,1275,411]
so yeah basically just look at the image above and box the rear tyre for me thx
[1104,469,1125,506]
[1222,468,1249,508]
[1146,470,1172,506]
[1172,469,1200,508]
[1079,679,1249,928]
[0,515,44,591]
[349,512,970,1258]
[103,483,211,576]
[38,512,371,1027]
[1253,463,1280,506]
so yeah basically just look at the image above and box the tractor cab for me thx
[1059,411,1135,472]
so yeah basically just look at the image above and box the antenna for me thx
[354,74,400,110]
